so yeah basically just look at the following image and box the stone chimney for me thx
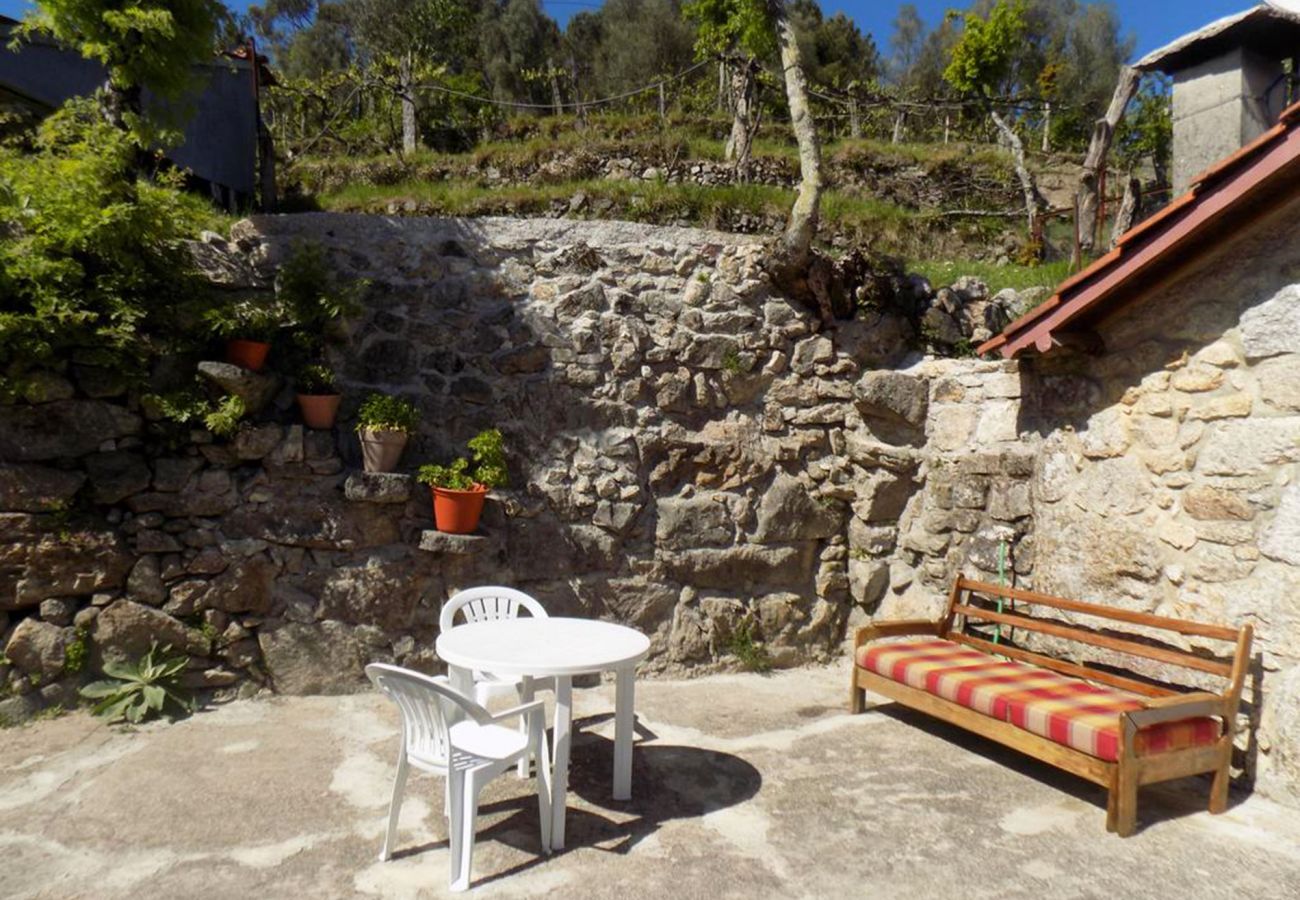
[1135,2,1300,194]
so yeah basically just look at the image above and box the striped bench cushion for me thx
[857,638,1220,762]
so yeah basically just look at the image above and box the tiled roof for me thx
[977,99,1300,359]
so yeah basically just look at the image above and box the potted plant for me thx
[355,393,419,473]
[206,300,282,372]
[417,429,508,534]
[296,364,342,429]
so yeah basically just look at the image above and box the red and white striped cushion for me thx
[858,638,1220,762]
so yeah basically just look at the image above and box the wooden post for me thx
[658,81,666,123]
[892,111,905,144]
[1077,66,1140,255]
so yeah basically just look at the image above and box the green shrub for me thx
[276,242,366,364]
[355,393,420,433]
[62,628,89,676]
[297,363,338,395]
[0,100,221,398]
[142,385,246,438]
[728,619,773,673]
[417,428,508,490]
[79,643,193,724]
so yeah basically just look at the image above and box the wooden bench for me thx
[849,576,1253,836]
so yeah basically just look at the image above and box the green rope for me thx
[994,540,1008,645]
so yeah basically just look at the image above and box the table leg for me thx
[447,665,474,725]
[551,675,573,851]
[613,665,635,801]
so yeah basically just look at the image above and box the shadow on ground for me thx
[874,702,1241,834]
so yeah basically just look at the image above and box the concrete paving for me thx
[3,664,1300,900]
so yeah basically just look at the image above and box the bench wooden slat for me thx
[957,577,1240,642]
[952,603,1234,677]
[949,632,1175,698]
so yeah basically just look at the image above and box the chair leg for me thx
[380,749,410,861]
[1210,746,1232,814]
[1105,778,1118,833]
[451,770,481,893]
[517,676,535,779]
[447,770,466,891]
[849,669,864,714]
[1115,759,1139,837]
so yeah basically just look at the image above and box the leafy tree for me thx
[944,0,1043,237]
[889,3,925,85]
[479,0,563,105]
[0,101,217,396]
[685,0,775,173]
[347,0,475,153]
[22,0,224,135]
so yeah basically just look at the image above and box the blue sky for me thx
[0,1,1262,59]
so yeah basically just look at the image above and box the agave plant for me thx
[79,643,194,724]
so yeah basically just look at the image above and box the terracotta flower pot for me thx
[359,429,409,473]
[432,484,488,534]
[297,393,341,430]
[225,339,270,372]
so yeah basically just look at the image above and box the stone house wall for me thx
[1015,199,1300,804]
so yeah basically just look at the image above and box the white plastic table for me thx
[435,617,650,849]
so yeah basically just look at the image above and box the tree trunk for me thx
[1042,101,1051,153]
[1077,65,1139,259]
[892,112,905,143]
[548,56,563,116]
[100,78,142,132]
[989,106,1040,239]
[944,113,950,144]
[718,60,728,112]
[1109,174,1141,248]
[772,1,823,274]
[724,58,759,180]
[399,53,417,155]
[848,94,862,139]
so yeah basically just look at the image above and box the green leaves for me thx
[942,0,1028,99]
[684,0,776,61]
[417,428,509,489]
[79,643,194,725]
[355,393,420,433]
[0,100,217,398]
[25,0,223,106]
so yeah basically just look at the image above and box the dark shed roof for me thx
[0,15,261,198]
[1135,3,1300,73]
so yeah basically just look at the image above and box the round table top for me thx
[435,617,651,677]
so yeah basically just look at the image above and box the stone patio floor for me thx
[4,663,1300,899]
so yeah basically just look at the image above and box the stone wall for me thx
[2,210,1297,806]
[2,215,986,723]
[1013,199,1300,804]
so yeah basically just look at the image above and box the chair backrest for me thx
[440,585,548,633]
[365,663,490,764]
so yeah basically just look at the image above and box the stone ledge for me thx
[418,529,500,555]
[343,472,413,504]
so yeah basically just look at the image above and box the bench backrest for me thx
[941,577,1253,701]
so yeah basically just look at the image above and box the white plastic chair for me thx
[441,586,555,777]
[366,663,552,892]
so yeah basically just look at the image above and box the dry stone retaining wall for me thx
[2,212,1298,807]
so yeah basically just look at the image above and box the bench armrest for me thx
[854,619,942,649]
[1121,692,1228,752]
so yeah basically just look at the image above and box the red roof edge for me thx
[977,108,1300,360]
